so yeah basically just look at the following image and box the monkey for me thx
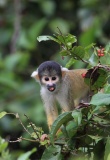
[31,61,90,130]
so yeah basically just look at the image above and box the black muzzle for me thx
[47,84,56,92]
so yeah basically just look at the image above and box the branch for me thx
[98,64,110,72]
[10,0,21,53]
[62,45,89,64]
[24,114,41,141]
[16,113,32,136]
[9,136,39,143]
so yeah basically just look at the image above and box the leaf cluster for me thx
[37,31,110,159]
[1,30,110,159]
[0,136,36,160]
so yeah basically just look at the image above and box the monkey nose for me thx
[47,84,56,92]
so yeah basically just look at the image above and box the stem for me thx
[9,137,39,143]
[57,27,69,50]
[24,114,40,141]
[62,45,89,64]
[7,113,32,136]
[17,114,32,136]
[10,0,21,53]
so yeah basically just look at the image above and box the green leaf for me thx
[88,135,103,143]
[105,42,110,52]
[72,110,82,126]
[37,35,60,43]
[37,34,77,50]
[100,52,110,65]
[104,137,110,160]
[92,105,104,113]
[0,112,7,119]
[56,34,77,48]
[18,30,32,49]
[89,53,99,66]
[0,137,8,152]
[92,116,110,125]
[28,18,47,42]
[4,53,23,70]
[71,46,85,59]
[57,35,66,44]
[50,112,73,143]
[0,72,19,90]
[85,43,95,51]
[65,57,75,68]
[104,84,110,93]
[66,121,78,138]
[17,148,36,160]
[18,18,47,50]
[59,50,68,56]
[37,35,52,42]
[41,145,62,160]
[90,93,110,106]
[65,34,77,49]
[4,52,30,71]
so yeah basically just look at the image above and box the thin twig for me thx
[16,113,32,136]
[24,114,40,141]
[7,113,31,136]
[62,45,89,64]
[9,136,39,143]
[57,27,69,50]
[97,64,110,72]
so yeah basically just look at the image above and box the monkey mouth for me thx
[47,85,56,92]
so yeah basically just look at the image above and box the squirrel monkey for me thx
[31,61,89,129]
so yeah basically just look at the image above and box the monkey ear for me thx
[61,67,68,77]
[31,70,40,81]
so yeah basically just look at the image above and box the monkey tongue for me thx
[48,87,55,92]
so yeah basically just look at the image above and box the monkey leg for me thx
[45,105,58,130]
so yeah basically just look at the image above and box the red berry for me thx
[40,134,48,141]
[97,48,105,57]
[97,49,101,54]
[98,53,104,57]
[100,53,104,56]
[81,73,86,78]
[98,53,101,56]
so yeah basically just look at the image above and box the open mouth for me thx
[47,85,56,92]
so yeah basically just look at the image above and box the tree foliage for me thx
[36,32,110,160]
[1,31,110,159]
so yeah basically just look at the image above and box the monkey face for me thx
[31,61,68,93]
[41,76,60,92]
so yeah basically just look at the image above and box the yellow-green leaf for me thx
[0,112,7,119]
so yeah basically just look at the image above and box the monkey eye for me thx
[52,77,56,80]
[45,77,49,81]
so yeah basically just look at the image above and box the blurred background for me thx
[0,0,110,158]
